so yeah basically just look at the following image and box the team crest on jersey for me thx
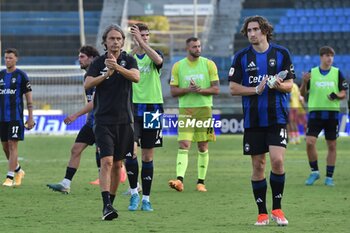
[290,64,295,74]
[120,60,127,67]
[229,67,235,76]
[12,77,17,83]
[0,79,4,86]
[269,58,276,67]
[342,80,348,89]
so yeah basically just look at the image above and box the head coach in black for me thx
[84,24,139,221]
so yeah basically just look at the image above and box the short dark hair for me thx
[134,23,149,31]
[101,24,125,50]
[186,37,200,45]
[79,45,99,58]
[319,46,335,56]
[240,15,274,42]
[5,48,19,57]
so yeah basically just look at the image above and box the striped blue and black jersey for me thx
[84,74,95,127]
[228,43,295,128]
[0,68,32,122]
[133,103,164,118]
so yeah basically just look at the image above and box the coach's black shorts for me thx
[243,124,287,155]
[94,123,134,160]
[134,116,163,149]
[306,118,338,140]
[75,124,95,145]
[0,121,24,141]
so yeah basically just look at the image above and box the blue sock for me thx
[141,160,154,196]
[309,160,319,172]
[125,157,139,189]
[270,172,285,210]
[251,179,267,214]
[326,165,335,178]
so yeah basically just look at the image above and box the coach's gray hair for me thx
[101,24,125,50]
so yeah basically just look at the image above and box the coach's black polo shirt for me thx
[86,51,138,125]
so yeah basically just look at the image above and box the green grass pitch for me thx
[1,135,349,233]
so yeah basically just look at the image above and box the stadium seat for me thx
[274,25,283,33]
[344,8,350,16]
[311,25,321,33]
[279,17,289,25]
[330,24,341,32]
[334,8,344,16]
[296,9,305,17]
[317,16,327,25]
[324,9,334,17]
[314,9,325,17]
[286,9,295,17]
[337,16,347,24]
[321,25,331,33]
[289,17,299,25]
[307,16,317,25]
[302,24,312,33]
[292,25,302,33]
[341,25,350,32]
[305,9,315,17]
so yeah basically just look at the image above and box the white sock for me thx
[61,178,71,188]
[142,195,150,202]
[130,188,139,195]
[7,171,15,178]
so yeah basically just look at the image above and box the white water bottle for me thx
[267,70,288,88]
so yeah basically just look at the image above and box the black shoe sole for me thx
[102,211,118,221]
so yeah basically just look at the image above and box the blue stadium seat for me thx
[327,17,337,25]
[305,9,315,17]
[325,9,334,17]
[293,56,302,63]
[330,24,341,32]
[286,9,296,17]
[289,17,299,25]
[317,16,327,24]
[321,25,331,32]
[334,8,344,16]
[302,24,311,33]
[279,17,289,25]
[344,8,350,16]
[274,25,283,33]
[292,25,302,33]
[341,24,350,32]
[308,16,317,25]
[337,16,347,24]
[296,9,306,17]
[311,24,321,32]
[315,9,325,17]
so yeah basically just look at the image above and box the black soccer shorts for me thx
[94,123,134,160]
[134,116,163,149]
[243,124,288,155]
[0,121,24,141]
[75,124,95,145]
[306,118,338,140]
